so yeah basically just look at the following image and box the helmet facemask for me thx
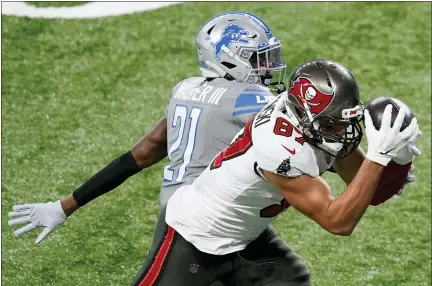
[301,113,363,158]
[284,93,363,159]
[240,37,287,93]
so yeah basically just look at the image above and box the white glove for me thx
[8,200,66,244]
[393,128,422,165]
[364,104,418,166]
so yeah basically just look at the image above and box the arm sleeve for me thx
[72,151,142,206]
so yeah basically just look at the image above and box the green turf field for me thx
[2,2,431,286]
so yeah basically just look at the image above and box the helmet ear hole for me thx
[207,25,215,35]
[221,62,237,69]
[314,61,323,68]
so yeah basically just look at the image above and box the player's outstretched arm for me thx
[263,104,419,236]
[62,117,168,213]
[263,159,384,236]
[8,117,168,244]
[333,111,421,203]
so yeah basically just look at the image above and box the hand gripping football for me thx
[365,96,414,206]
[365,96,414,132]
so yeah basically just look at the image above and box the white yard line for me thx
[1,2,182,19]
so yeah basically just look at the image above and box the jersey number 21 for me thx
[164,105,202,182]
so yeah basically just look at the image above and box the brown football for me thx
[365,96,414,131]
[365,96,415,206]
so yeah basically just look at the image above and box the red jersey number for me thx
[273,117,305,145]
[260,198,290,218]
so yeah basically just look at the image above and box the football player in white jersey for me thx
[134,60,421,285]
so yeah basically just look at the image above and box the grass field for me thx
[2,2,431,286]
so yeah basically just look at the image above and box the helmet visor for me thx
[245,41,286,92]
[258,45,285,70]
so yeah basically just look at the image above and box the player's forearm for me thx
[326,159,384,235]
[65,119,168,215]
[59,145,166,217]
[71,150,142,210]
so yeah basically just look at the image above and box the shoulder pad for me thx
[185,77,206,84]
[252,97,319,177]
[232,85,275,119]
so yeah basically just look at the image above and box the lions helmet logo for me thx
[288,77,335,114]
[211,24,249,60]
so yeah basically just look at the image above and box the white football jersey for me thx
[165,95,335,255]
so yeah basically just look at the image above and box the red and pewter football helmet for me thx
[284,59,364,158]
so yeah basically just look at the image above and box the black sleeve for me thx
[72,151,142,207]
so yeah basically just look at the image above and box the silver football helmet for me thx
[195,12,286,92]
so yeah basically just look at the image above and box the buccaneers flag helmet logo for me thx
[288,77,335,114]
